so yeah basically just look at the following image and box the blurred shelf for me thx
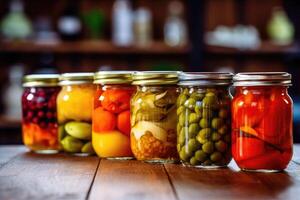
[0,116,21,129]
[0,40,190,55]
[205,41,300,56]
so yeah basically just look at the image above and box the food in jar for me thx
[177,87,232,167]
[131,87,178,161]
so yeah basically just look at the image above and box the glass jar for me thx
[57,73,95,155]
[22,74,60,153]
[177,72,233,167]
[92,71,135,159]
[131,71,179,163]
[232,72,293,172]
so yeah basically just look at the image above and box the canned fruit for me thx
[177,87,231,167]
[92,130,132,157]
[61,136,84,153]
[65,121,92,140]
[93,107,117,132]
[100,89,131,113]
[117,110,131,136]
[81,142,95,154]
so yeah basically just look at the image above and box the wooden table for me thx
[1,145,300,200]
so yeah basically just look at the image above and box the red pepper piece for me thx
[101,90,131,114]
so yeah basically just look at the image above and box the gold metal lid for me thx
[59,73,94,85]
[23,74,60,87]
[94,71,133,84]
[233,72,292,86]
[132,71,179,85]
[178,72,233,86]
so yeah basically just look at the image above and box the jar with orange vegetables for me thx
[232,72,293,172]
[131,71,179,163]
[57,73,95,155]
[22,74,61,153]
[92,71,135,159]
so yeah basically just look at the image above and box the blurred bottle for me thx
[164,0,187,47]
[57,0,82,41]
[267,7,294,45]
[1,0,33,41]
[34,16,59,44]
[134,7,152,46]
[3,64,24,120]
[112,0,133,46]
[83,9,105,39]
[34,53,58,74]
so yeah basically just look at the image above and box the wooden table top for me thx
[0,145,300,200]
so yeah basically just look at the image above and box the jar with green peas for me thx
[177,72,233,167]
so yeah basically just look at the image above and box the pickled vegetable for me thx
[177,87,231,167]
[131,87,178,162]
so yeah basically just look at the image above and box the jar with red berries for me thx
[22,74,61,154]
[57,73,95,155]
[92,71,135,159]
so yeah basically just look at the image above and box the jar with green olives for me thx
[177,72,233,167]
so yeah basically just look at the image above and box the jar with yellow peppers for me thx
[131,71,179,163]
[57,73,95,155]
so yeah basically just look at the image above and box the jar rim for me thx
[59,72,94,85]
[233,72,292,86]
[23,74,60,87]
[178,72,233,86]
[132,71,179,85]
[94,71,134,84]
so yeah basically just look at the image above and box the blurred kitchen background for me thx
[0,0,299,144]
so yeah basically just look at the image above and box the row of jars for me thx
[21,71,293,172]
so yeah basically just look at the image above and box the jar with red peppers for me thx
[232,72,293,172]
[22,74,61,153]
[92,71,135,159]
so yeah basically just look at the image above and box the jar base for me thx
[182,163,227,169]
[71,152,94,157]
[33,149,59,154]
[106,156,135,160]
[241,168,283,173]
[143,159,178,164]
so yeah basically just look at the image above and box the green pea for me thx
[177,106,185,115]
[179,113,186,126]
[210,152,222,162]
[224,134,231,143]
[219,109,228,118]
[184,98,197,110]
[215,141,227,152]
[195,105,202,115]
[196,128,212,144]
[190,92,204,101]
[199,118,210,128]
[189,113,200,123]
[178,129,186,146]
[202,141,214,154]
[190,156,199,165]
[212,132,221,141]
[187,138,200,152]
[202,108,213,119]
[188,123,200,138]
[218,125,228,135]
[177,94,188,106]
[195,150,207,162]
[211,118,224,129]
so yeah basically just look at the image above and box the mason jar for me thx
[130,71,179,163]
[57,73,95,155]
[92,71,135,159]
[232,72,293,172]
[177,72,233,167]
[22,74,61,154]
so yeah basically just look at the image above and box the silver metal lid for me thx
[178,72,233,86]
[233,72,292,86]
[59,73,94,85]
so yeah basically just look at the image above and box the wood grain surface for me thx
[0,145,300,200]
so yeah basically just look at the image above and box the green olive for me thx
[196,128,212,144]
[180,148,192,161]
[195,150,207,162]
[210,152,222,162]
[190,156,199,165]
[179,113,186,126]
[211,132,221,141]
[177,144,182,152]
[61,136,83,153]
[218,125,228,135]
[81,142,95,154]
[202,141,214,154]
[177,94,188,106]
[202,108,213,119]
[195,105,202,115]
[188,123,200,138]
[177,123,182,135]
[183,88,190,95]
[189,113,201,123]
[203,160,212,166]
[224,134,231,143]
[215,141,227,152]
[184,98,197,110]
[199,118,210,128]
[177,106,185,115]
[190,92,204,101]
[187,138,200,152]
[219,109,228,118]
[178,129,186,146]
[211,118,224,129]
